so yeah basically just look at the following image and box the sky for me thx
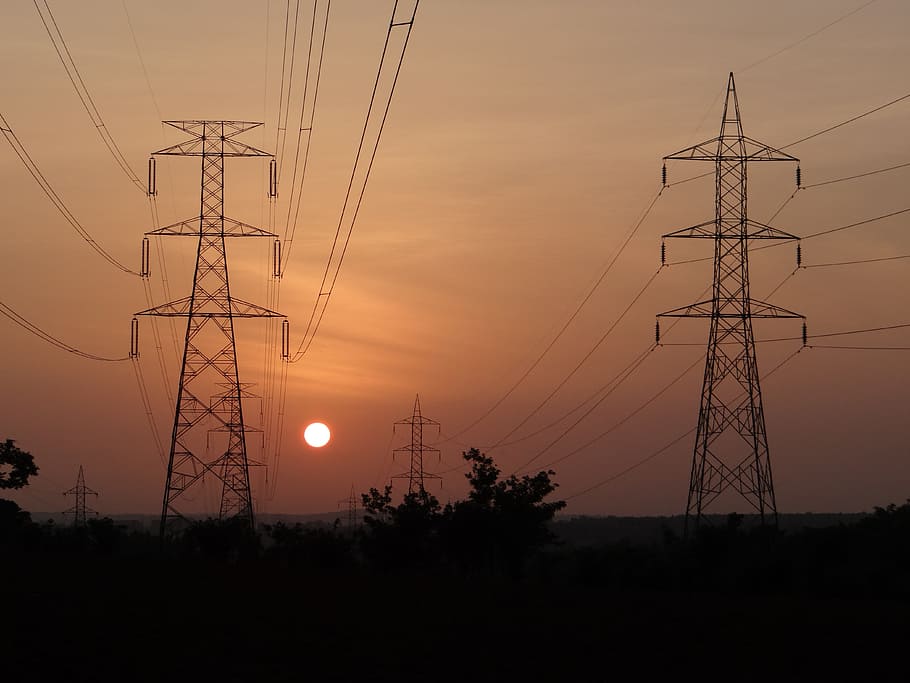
[1,0,909,518]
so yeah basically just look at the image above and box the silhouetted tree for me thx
[0,498,41,550]
[445,448,566,578]
[360,484,444,571]
[0,439,38,490]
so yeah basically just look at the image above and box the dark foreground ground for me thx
[4,552,907,683]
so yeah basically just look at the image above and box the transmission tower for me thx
[338,483,359,528]
[657,73,804,532]
[392,394,441,495]
[63,465,98,527]
[135,121,287,535]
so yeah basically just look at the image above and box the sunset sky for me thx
[1,0,908,518]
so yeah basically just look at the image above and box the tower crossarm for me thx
[63,485,98,496]
[663,219,799,241]
[658,298,804,319]
[665,136,798,163]
[147,216,277,238]
[135,296,283,318]
[155,121,270,157]
[394,416,441,428]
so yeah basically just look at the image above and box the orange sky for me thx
[1,0,909,517]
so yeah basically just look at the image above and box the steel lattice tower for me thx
[136,121,284,535]
[657,74,804,532]
[392,395,441,495]
[338,483,359,528]
[63,465,98,527]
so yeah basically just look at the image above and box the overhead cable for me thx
[0,112,138,275]
[33,0,145,193]
[290,0,420,363]
[0,299,128,362]
[445,187,665,441]
[563,346,804,501]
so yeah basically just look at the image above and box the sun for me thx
[303,422,331,448]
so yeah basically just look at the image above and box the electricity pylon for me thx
[657,73,804,533]
[338,483,359,528]
[63,465,98,527]
[136,121,287,536]
[392,394,441,495]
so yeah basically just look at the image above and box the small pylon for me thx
[392,394,441,496]
[63,465,99,527]
[337,484,359,528]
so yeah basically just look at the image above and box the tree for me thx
[445,448,566,577]
[358,451,565,577]
[0,439,38,490]
[360,484,444,571]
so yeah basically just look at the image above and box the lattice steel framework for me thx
[137,121,283,535]
[63,465,98,527]
[339,483,359,528]
[658,74,803,532]
[392,395,441,495]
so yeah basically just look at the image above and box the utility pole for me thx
[392,394,441,496]
[657,73,804,533]
[135,121,288,536]
[63,465,98,527]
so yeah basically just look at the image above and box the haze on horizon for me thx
[1,0,908,518]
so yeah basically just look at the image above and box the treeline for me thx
[554,506,910,598]
[0,448,566,579]
[2,448,909,599]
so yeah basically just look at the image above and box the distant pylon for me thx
[657,73,805,533]
[63,465,98,527]
[338,484,359,528]
[135,121,287,536]
[392,395,441,495]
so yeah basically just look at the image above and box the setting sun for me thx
[303,422,331,448]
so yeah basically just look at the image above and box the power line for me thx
[436,287,714,479]
[802,253,910,268]
[492,267,664,449]
[281,0,331,272]
[290,0,420,363]
[446,187,665,441]
[0,298,128,362]
[433,346,660,477]
[686,1,879,143]
[512,246,802,479]
[120,0,162,121]
[518,352,703,475]
[783,92,910,149]
[130,357,167,465]
[738,0,880,73]
[33,0,145,193]
[273,0,301,176]
[563,346,804,502]
[798,321,910,340]
[799,206,910,241]
[0,112,138,275]
[802,160,910,189]
[262,1,331,482]
[811,344,910,351]
[495,345,655,450]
